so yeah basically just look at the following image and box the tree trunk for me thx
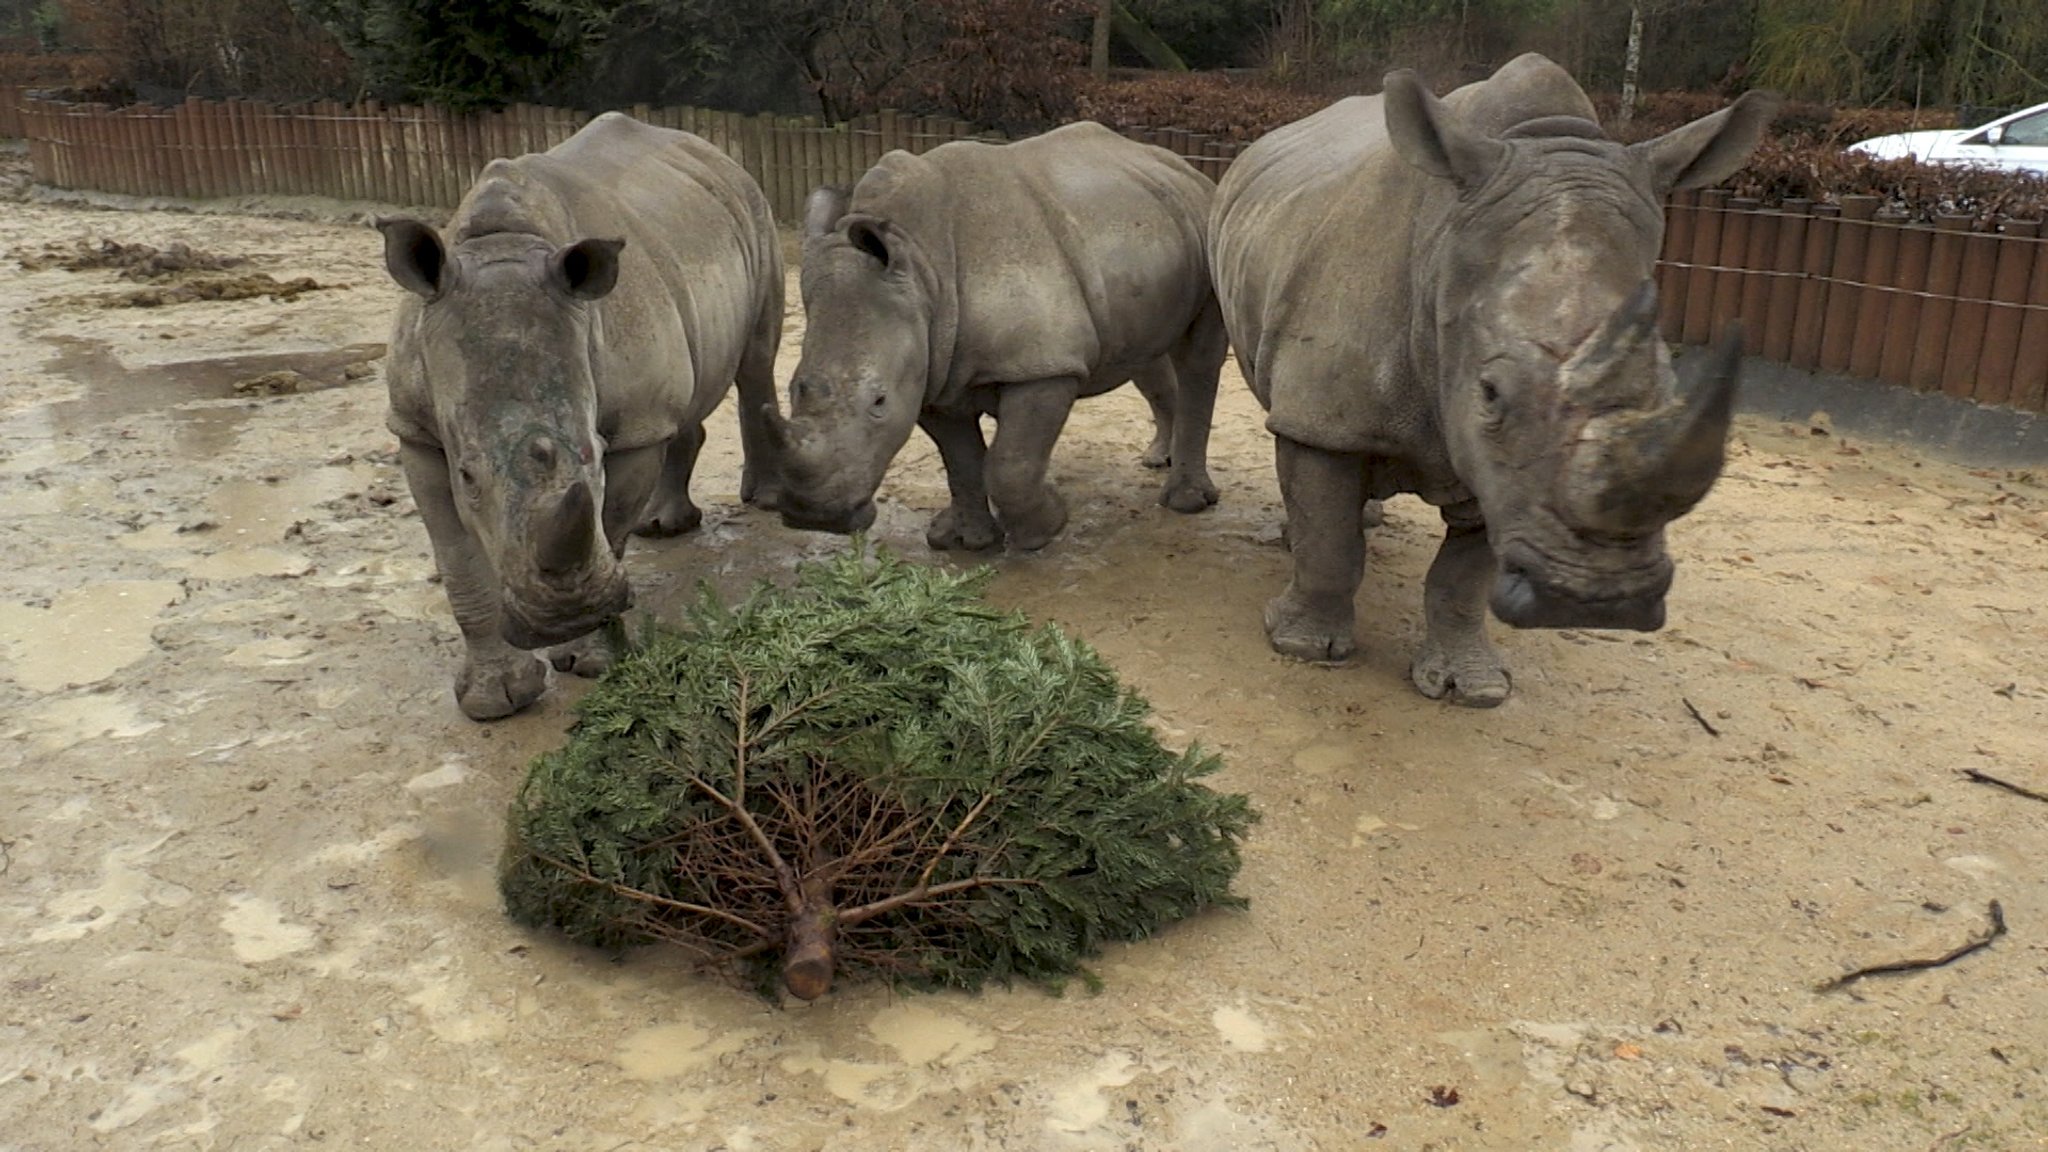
[1618,2,1645,127]
[1091,0,1112,77]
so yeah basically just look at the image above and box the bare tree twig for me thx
[1961,768,2048,804]
[532,853,774,940]
[1816,901,2008,993]
[1927,1123,1972,1151]
[1683,698,1721,737]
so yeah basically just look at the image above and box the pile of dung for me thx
[500,546,1257,1001]
[106,274,332,308]
[13,238,246,279]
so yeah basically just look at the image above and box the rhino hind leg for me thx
[987,377,1079,551]
[1131,359,1175,469]
[1158,301,1226,514]
[1410,501,1511,707]
[1263,436,1366,663]
[920,410,1003,551]
[546,629,615,679]
[633,426,705,537]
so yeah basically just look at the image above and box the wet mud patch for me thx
[36,337,387,425]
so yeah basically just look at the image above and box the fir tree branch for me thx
[838,874,1040,926]
[685,772,805,916]
[530,852,775,940]
[915,791,998,893]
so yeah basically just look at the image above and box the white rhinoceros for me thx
[1211,53,1778,706]
[763,120,1225,552]
[376,112,784,720]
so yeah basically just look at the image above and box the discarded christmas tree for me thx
[500,546,1256,1000]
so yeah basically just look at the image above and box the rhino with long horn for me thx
[1209,53,1778,706]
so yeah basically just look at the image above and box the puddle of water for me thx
[121,468,362,579]
[23,337,386,462]
[616,1021,756,1082]
[31,834,192,944]
[13,693,161,752]
[0,579,182,693]
[867,1003,995,1067]
[220,894,317,963]
[1211,1004,1270,1053]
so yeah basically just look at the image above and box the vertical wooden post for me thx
[1973,221,2040,407]
[1847,209,1904,379]
[1680,188,1727,345]
[1818,195,1879,373]
[1876,222,1933,389]
[1657,190,1696,343]
[1789,203,1840,371]
[2010,228,2048,412]
[1940,220,2004,398]
[1909,214,1974,391]
[1735,199,1778,356]
[1709,197,1753,343]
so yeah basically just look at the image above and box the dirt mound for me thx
[13,237,248,279]
[103,274,335,309]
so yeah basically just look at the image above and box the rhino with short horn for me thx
[765,121,1226,551]
[377,112,783,720]
[1209,53,1779,705]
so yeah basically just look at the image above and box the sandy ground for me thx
[2,155,2046,1152]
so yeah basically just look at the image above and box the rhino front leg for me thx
[735,296,785,510]
[1411,500,1511,707]
[1131,359,1175,469]
[1160,301,1226,513]
[633,425,705,538]
[399,441,548,720]
[987,377,1079,551]
[920,409,1002,551]
[1263,436,1366,663]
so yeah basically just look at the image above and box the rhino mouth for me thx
[778,498,878,536]
[1489,553,1673,632]
[500,577,632,650]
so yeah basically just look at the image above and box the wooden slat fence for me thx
[5,86,2045,412]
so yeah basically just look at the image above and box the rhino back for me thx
[1209,56,1601,486]
[394,113,778,452]
[861,122,1214,400]
[1211,95,1439,464]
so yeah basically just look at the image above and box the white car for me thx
[1847,100,2048,174]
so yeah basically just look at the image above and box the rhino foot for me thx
[635,497,703,538]
[1262,593,1356,663]
[999,488,1069,552]
[1361,499,1386,528]
[456,653,549,721]
[1160,474,1220,514]
[1140,440,1171,469]
[927,505,1003,551]
[547,631,614,679]
[740,465,783,511]
[1411,638,1511,708]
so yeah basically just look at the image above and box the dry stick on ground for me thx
[1815,901,2008,993]
[1682,698,1721,737]
[1961,767,2048,804]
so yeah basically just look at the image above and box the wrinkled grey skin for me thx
[766,121,1226,552]
[378,112,783,720]
[1210,53,1779,706]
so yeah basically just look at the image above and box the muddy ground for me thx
[2,155,2046,1152]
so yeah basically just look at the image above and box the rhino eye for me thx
[870,394,887,412]
[1479,380,1500,405]
[457,464,477,490]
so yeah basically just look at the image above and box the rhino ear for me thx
[549,237,625,302]
[805,185,851,240]
[846,218,893,268]
[375,216,448,300]
[1383,69,1505,189]
[1632,88,1782,194]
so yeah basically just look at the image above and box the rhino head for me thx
[377,217,630,649]
[760,187,932,534]
[1383,71,1779,631]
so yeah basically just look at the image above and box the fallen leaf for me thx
[1427,1085,1461,1108]
[1614,1043,1643,1060]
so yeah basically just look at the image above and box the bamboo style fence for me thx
[4,85,2046,413]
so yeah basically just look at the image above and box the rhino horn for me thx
[1565,324,1742,533]
[536,480,597,575]
[1559,279,1663,409]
